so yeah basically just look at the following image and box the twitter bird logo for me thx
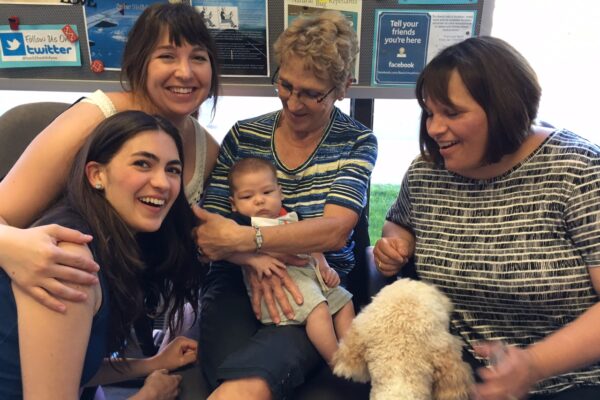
[7,38,20,51]
[0,32,26,56]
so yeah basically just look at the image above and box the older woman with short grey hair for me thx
[195,10,377,400]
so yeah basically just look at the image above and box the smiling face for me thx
[277,56,339,136]
[144,29,212,123]
[230,168,283,219]
[424,69,489,178]
[86,130,182,233]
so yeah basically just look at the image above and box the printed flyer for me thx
[192,0,269,77]
[372,9,475,86]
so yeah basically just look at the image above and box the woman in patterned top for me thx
[194,11,377,400]
[374,36,600,400]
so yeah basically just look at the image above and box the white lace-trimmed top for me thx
[81,90,207,205]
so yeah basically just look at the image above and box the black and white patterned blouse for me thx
[387,129,600,394]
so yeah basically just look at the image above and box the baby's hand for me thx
[321,266,340,288]
[246,254,287,280]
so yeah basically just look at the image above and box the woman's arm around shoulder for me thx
[14,240,100,400]
[0,223,99,312]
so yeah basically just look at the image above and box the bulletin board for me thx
[0,0,494,99]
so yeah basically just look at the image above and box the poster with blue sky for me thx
[191,0,268,76]
[85,0,171,70]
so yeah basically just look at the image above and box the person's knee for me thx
[208,377,273,400]
[337,301,355,318]
[309,301,329,318]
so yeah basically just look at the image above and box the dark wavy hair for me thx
[121,3,220,118]
[64,110,203,355]
[416,36,541,166]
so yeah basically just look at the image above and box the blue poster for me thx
[372,12,430,86]
[192,0,269,76]
[86,1,170,70]
[0,24,81,69]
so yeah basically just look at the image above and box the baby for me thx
[226,157,355,366]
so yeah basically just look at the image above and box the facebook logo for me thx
[1,32,26,56]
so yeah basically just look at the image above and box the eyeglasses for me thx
[271,67,335,105]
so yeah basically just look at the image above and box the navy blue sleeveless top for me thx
[0,206,110,399]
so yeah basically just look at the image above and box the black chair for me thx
[347,209,397,310]
[0,102,70,180]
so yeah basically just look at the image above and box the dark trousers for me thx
[199,266,322,399]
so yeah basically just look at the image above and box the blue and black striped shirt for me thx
[203,107,377,275]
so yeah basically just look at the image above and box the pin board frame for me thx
[0,0,494,99]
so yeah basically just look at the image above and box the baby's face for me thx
[230,169,283,218]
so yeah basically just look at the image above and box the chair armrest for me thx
[365,246,397,297]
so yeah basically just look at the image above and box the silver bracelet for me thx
[253,226,263,252]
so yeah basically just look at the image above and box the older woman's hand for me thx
[245,266,303,324]
[472,342,541,400]
[373,236,412,277]
[0,224,100,313]
[193,206,251,261]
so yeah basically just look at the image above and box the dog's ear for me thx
[332,328,370,382]
[431,337,473,400]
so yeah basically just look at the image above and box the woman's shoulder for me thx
[222,111,280,143]
[79,90,119,118]
[236,110,280,127]
[332,107,372,133]
[543,128,600,162]
[86,91,144,116]
[103,91,136,112]
[403,155,447,182]
[328,108,377,151]
[549,128,600,149]
[34,202,92,237]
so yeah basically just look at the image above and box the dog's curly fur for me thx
[333,279,473,400]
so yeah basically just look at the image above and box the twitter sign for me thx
[0,24,81,68]
[2,33,27,56]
